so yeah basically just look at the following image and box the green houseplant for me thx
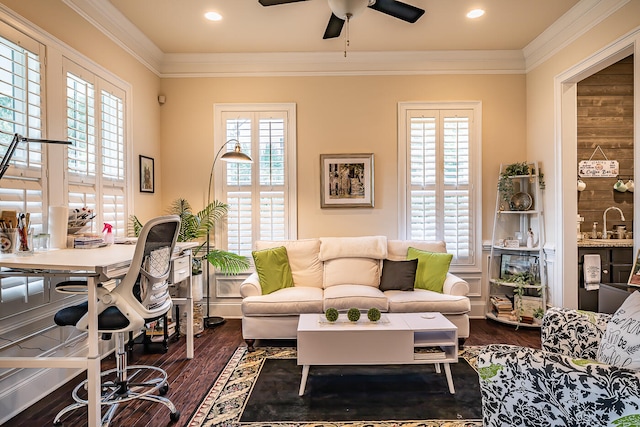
[129,198,249,275]
[497,162,546,208]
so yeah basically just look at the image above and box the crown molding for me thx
[64,0,623,77]
[523,0,630,72]
[63,0,163,76]
[160,50,525,77]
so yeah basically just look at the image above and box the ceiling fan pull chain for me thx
[344,13,351,57]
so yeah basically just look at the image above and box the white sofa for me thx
[240,236,471,350]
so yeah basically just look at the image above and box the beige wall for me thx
[160,74,526,239]
[1,0,164,222]
[526,1,640,244]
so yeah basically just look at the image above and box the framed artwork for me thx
[320,153,374,208]
[500,254,538,279]
[139,155,155,193]
[628,249,640,287]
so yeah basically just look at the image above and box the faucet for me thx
[603,206,626,239]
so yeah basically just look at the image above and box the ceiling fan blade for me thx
[368,0,425,23]
[258,0,307,6]
[323,13,345,39]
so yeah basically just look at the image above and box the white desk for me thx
[0,242,196,427]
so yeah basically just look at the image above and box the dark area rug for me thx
[187,347,483,427]
[241,358,482,423]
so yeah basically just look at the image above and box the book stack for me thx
[414,346,446,360]
[490,294,514,320]
[73,236,105,249]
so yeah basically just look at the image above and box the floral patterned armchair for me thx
[478,307,640,427]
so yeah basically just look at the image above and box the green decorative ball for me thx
[325,307,339,322]
[347,307,361,322]
[367,307,381,322]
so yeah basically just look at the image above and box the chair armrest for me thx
[541,307,611,359]
[239,272,261,298]
[478,344,640,427]
[442,273,469,296]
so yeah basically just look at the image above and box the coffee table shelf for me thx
[297,312,458,395]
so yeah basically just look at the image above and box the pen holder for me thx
[0,228,19,254]
[16,228,33,256]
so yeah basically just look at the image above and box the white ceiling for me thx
[106,0,580,54]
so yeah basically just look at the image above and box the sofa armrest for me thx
[442,273,469,296]
[239,272,261,298]
[541,307,611,359]
[478,344,640,427]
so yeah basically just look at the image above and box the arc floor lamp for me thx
[204,139,252,328]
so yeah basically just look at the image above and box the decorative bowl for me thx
[509,192,532,211]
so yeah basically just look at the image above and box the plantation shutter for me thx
[220,109,291,257]
[0,25,47,307]
[407,109,473,265]
[65,60,126,236]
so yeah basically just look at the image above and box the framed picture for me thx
[320,153,374,208]
[139,155,155,193]
[628,249,640,287]
[500,254,538,279]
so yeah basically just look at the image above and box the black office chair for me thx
[52,215,181,426]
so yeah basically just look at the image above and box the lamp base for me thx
[204,316,226,328]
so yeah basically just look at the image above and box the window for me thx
[0,25,48,312]
[65,60,127,236]
[214,104,297,257]
[398,102,482,270]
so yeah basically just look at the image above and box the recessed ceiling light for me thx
[466,9,485,19]
[204,11,223,21]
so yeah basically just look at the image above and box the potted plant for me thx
[497,162,545,209]
[533,307,545,325]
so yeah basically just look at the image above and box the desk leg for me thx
[87,277,101,427]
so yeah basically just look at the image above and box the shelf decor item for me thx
[367,307,381,322]
[347,307,361,322]
[325,307,339,322]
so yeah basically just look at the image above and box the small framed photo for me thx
[320,153,374,208]
[139,155,155,193]
[500,254,538,279]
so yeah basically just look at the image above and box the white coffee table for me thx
[296,312,458,396]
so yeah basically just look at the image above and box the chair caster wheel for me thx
[170,410,180,422]
[160,382,169,395]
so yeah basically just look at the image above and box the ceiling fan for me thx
[258,0,425,39]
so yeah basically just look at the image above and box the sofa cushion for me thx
[242,287,324,316]
[323,285,388,312]
[387,240,447,261]
[385,289,470,314]
[379,259,418,291]
[407,247,453,293]
[252,246,294,295]
[323,257,380,288]
[597,291,640,369]
[256,239,323,288]
[319,236,387,261]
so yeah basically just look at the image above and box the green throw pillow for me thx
[407,247,453,293]
[252,246,294,295]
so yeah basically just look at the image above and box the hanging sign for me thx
[578,160,619,177]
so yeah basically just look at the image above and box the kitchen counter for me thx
[577,239,633,248]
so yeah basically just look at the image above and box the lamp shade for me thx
[220,142,253,163]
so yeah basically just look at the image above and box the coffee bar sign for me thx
[578,160,619,178]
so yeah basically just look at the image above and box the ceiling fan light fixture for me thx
[328,0,374,20]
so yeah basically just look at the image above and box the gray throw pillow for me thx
[379,259,418,291]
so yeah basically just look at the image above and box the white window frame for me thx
[213,103,297,254]
[397,101,482,272]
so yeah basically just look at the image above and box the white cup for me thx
[626,179,634,192]
[577,179,586,192]
[614,179,628,192]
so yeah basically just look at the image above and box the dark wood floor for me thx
[4,318,541,427]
